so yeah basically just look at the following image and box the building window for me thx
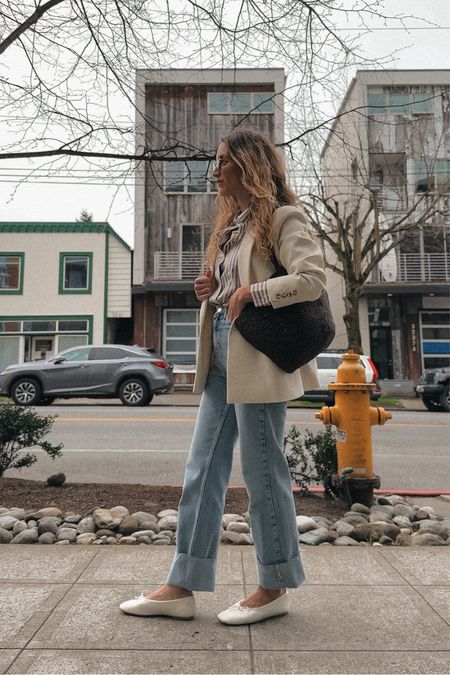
[412,94,433,114]
[163,309,200,364]
[413,159,450,193]
[207,92,274,114]
[57,334,88,352]
[0,318,90,335]
[23,320,57,332]
[0,336,20,372]
[59,253,92,293]
[414,160,432,193]
[420,311,450,370]
[0,315,92,369]
[436,160,450,190]
[369,153,406,209]
[367,93,386,114]
[58,320,89,332]
[0,253,24,294]
[368,91,434,116]
[164,160,216,194]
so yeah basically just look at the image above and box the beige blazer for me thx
[193,205,327,403]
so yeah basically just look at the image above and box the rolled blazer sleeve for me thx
[266,209,326,309]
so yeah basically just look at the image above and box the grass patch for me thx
[376,395,404,408]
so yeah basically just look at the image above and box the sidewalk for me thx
[0,544,449,674]
[155,391,425,410]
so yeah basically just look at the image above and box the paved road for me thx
[6,403,450,490]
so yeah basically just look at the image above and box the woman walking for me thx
[120,128,326,624]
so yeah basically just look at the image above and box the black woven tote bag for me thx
[234,257,335,373]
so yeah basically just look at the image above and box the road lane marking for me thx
[54,417,448,429]
[56,417,196,423]
[56,416,320,425]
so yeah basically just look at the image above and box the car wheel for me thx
[439,385,450,412]
[119,378,153,406]
[422,396,444,412]
[11,378,42,406]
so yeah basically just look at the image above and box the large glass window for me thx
[207,91,274,114]
[164,160,216,194]
[368,91,434,116]
[0,254,24,293]
[367,93,386,114]
[59,253,92,293]
[57,335,88,352]
[163,309,200,364]
[388,94,409,114]
[0,336,20,372]
[412,94,433,114]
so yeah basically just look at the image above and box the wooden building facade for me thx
[133,69,285,381]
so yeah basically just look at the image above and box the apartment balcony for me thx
[154,251,204,280]
[374,252,450,283]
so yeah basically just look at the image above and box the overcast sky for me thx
[0,0,449,247]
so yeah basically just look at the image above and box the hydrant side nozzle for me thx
[315,406,337,426]
[369,406,392,426]
[379,408,392,425]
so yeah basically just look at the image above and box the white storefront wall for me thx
[0,231,105,370]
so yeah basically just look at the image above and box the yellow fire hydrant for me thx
[315,351,392,506]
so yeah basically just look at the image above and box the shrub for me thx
[0,404,63,477]
[283,424,338,498]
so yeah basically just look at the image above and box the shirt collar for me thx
[235,207,250,224]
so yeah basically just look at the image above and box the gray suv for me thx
[0,345,173,406]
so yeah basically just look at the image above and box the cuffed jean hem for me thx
[166,552,217,592]
[257,555,306,589]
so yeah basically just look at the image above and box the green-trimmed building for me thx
[0,222,132,371]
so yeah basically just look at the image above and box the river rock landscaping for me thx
[0,494,449,546]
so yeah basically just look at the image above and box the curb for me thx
[226,485,450,497]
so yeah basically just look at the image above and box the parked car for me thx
[298,351,381,405]
[415,367,450,412]
[0,344,173,407]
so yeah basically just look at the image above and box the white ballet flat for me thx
[217,592,288,625]
[119,592,196,619]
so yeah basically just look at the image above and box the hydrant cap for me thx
[337,351,366,384]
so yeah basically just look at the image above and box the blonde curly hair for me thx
[206,128,298,265]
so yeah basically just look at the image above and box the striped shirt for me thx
[209,209,270,308]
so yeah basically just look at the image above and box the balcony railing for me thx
[154,250,450,283]
[154,251,204,280]
[375,252,450,282]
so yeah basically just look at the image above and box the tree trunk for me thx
[343,288,363,353]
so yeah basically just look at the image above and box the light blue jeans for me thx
[166,307,305,592]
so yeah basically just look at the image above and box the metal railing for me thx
[154,251,204,279]
[154,250,450,283]
[375,252,450,282]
